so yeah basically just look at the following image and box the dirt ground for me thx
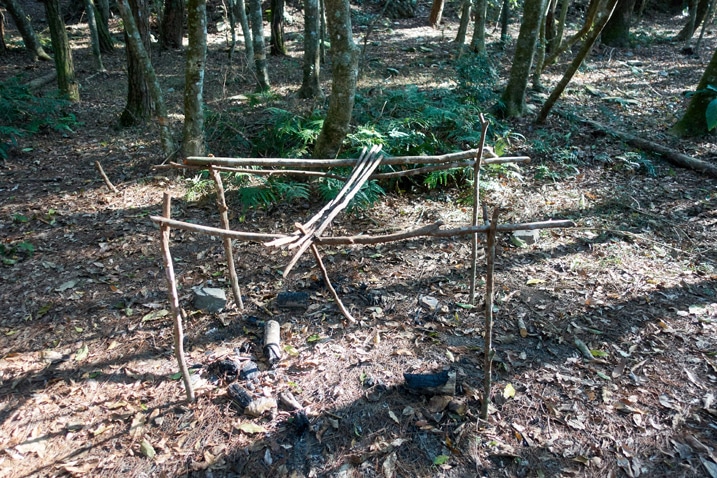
[1,1,716,477]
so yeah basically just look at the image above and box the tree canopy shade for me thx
[671,46,717,137]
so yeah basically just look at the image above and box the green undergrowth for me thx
[202,52,525,209]
[0,78,79,159]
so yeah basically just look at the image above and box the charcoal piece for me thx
[291,410,311,434]
[245,316,265,327]
[403,369,456,396]
[208,359,241,381]
[240,361,260,381]
[275,291,309,309]
[227,383,253,409]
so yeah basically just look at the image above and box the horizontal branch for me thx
[150,215,575,246]
[183,150,529,170]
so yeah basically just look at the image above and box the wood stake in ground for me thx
[159,193,195,402]
[481,207,500,421]
[470,114,490,305]
[210,166,244,310]
[94,160,118,193]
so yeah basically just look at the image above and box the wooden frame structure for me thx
[151,118,574,408]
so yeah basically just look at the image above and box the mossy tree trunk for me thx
[161,0,185,50]
[183,0,207,157]
[84,0,106,71]
[248,0,270,90]
[0,9,7,54]
[118,0,175,157]
[94,0,114,53]
[270,0,286,55]
[455,0,471,44]
[498,0,546,118]
[601,0,636,47]
[671,46,717,137]
[313,0,359,158]
[42,0,80,101]
[470,0,488,54]
[119,0,153,126]
[2,0,51,61]
[298,0,323,98]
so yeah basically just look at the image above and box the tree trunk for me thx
[298,0,323,98]
[544,0,557,55]
[313,0,359,158]
[119,0,153,126]
[117,0,175,157]
[676,0,709,42]
[537,0,618,122]
[248,0,270,90]
[94,0,114,53]
[85,0,106,71]
[601,0,636,47]
[551,0,569,54]
[232,0,254,65]
[429,0,445,28]
[2,0,51,61]
[270,0,286,55]
[455,0,471,44]
[671,46,717,137]
[532,0,550,90]
[183,0,207,157]
[499,0,510,44]
[0,8,7,54]
[545,0,600,66]
[42,0,80,101]
[470,0,488,53]
[386,0,417,19]
[161,0,185,50]
[498,0,546,118]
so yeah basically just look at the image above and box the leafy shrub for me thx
[0,78,79,159]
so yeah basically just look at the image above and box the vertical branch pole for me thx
[469,115,490,304]
[480,207,500,421]
[209,166,244,310]
[160,193,195,402]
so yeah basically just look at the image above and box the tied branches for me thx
[265,145,384,277]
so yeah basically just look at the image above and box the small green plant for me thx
[1,240,35,265]
[236,177,310,209]
[688,84,717,131]
[317,176,384,212]
[0,78,80,159]
[253,108,324,158]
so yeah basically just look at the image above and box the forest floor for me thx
[1,2,716,477]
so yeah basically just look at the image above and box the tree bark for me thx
[601,0,636,47]
[498,0,546,118]
[42,0,80,101]
[672,46,717,137]
[455,0,471,45]
[183,0,207,157]
[232,0,254,65]
[298,0,323,98]
[118,0,175,157]
[161,0,185,50]
[429,0,445,28]
[0,8,7,54]
[270,0,286,55]
[248,0,270,90]
[2,0,51,61]
[537,0,618,122]
[313,0,360,158]
[470,0,488,53]
[94,0,114,53]
[119,0,153,126]
[675,0,709,42]
[499,0,510,44]
[84,0,106,72]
